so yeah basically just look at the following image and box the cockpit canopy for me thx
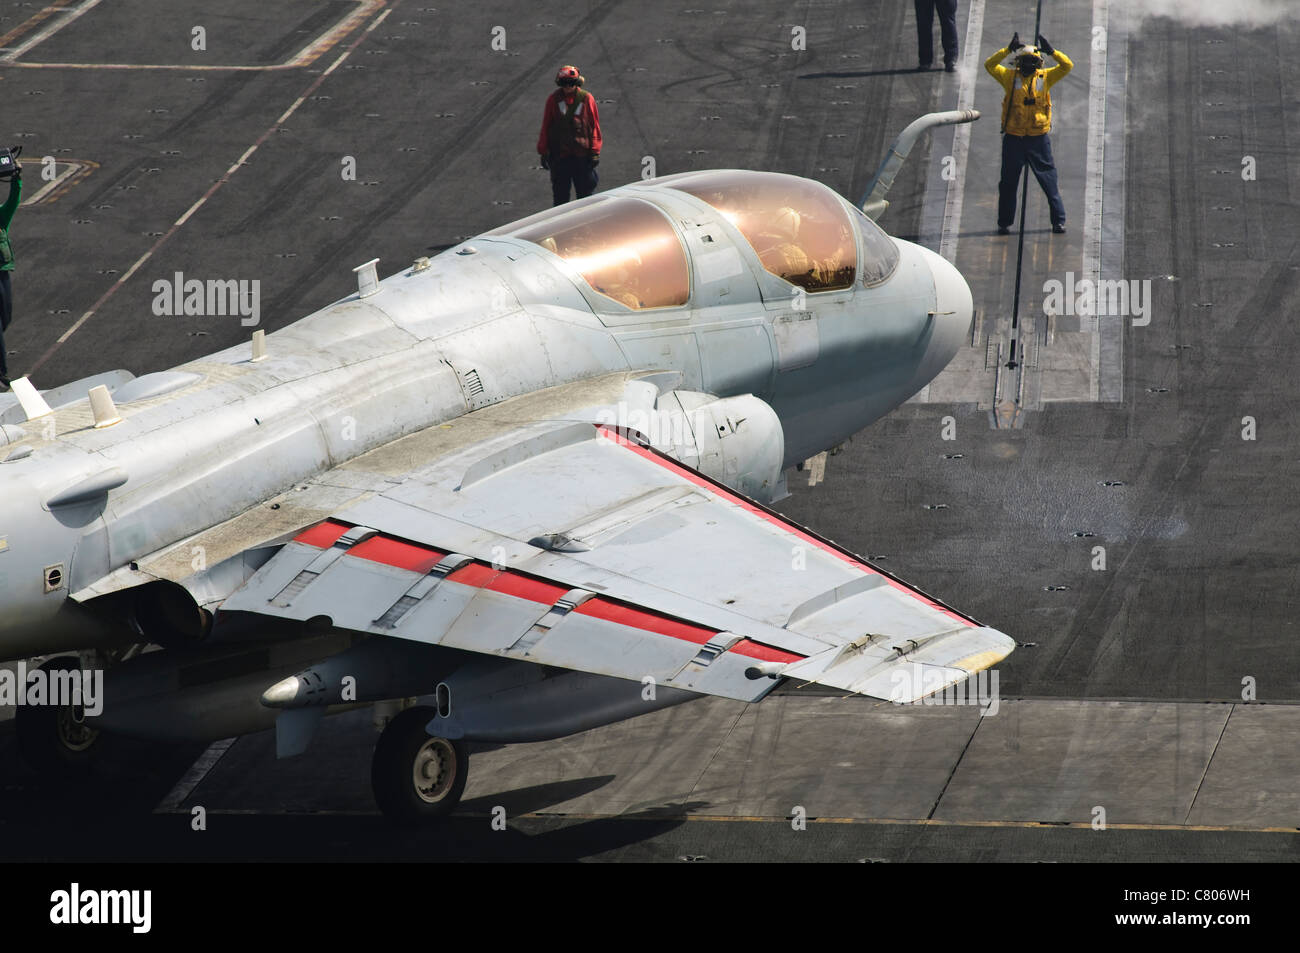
[850,202,901,287]
[486,171,900,310]
[495,197,690,310]
[663,170,860,292]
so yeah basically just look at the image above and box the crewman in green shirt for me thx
[0,161,22,391]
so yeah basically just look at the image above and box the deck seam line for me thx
[1183,703,1233,825]
[925,706,986,820]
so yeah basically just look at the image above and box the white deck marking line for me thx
[911,0,985,404]
[154,737,236,813]
[938,0,986,265]
[0,0,101,63]
[32,6,393,367]
[1083,0,1110,401]
[9,0,384,71]
[20,159,94,205]
[0,0,76,51]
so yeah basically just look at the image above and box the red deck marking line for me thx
[575,597,717,646]
[731,639,803,664]
[595,426,974,628]
[347,535,446,573]
[293,520,352,548]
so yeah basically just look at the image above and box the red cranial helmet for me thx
[556,64,581,86]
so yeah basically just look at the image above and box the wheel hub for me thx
[412,738,456,803]
[56,703,99,753]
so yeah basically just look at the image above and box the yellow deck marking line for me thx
[8,0,383,70]
[0,0,102,63]
[0,0,77,50]
[512,812,1300,834]
[150,806,1300,835]
[21,158,98,206]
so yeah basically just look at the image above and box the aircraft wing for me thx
[218,387,1014,705]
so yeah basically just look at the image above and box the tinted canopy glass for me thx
[508,198,690,310]
[852,204,900,286]
[666,171,856,292]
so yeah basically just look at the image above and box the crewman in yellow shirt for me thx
[985,32,1072,234]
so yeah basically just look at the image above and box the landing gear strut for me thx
[15,656,102,778]
[370,705,468,825]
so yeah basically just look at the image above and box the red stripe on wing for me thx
[293,520,352,548]
[347,536,447,573]
[446,562,500,587]
[293,507,811,665]
[447,563,571,605]
[575,597,717,646]
[488,573,571,604]
[730,639,803,664]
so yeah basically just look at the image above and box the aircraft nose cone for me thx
[917,246,974,377]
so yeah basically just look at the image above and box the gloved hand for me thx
[1036,34,1054,56]
[590,155,599,167]
[12,164,20,182]
[1008,32,1023,51]
[539,154,549,170]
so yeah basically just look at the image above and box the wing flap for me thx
[222,522,779,701]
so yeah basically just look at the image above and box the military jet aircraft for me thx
[0,110,1010,824]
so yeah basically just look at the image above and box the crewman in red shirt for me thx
[537,64,602,206]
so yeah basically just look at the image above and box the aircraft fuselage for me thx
[0,170,972,660]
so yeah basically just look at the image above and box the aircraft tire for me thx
[371,705,468,825]
[15,656,102,779]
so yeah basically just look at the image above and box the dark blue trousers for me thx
[999,133,1066,229]
[549,155,599,206]
[0,271,11,380]
[914,0,959,67]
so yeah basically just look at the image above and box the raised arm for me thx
[1037,35,1072,87]
[985,46,1011,83]
[0,173,21,232]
